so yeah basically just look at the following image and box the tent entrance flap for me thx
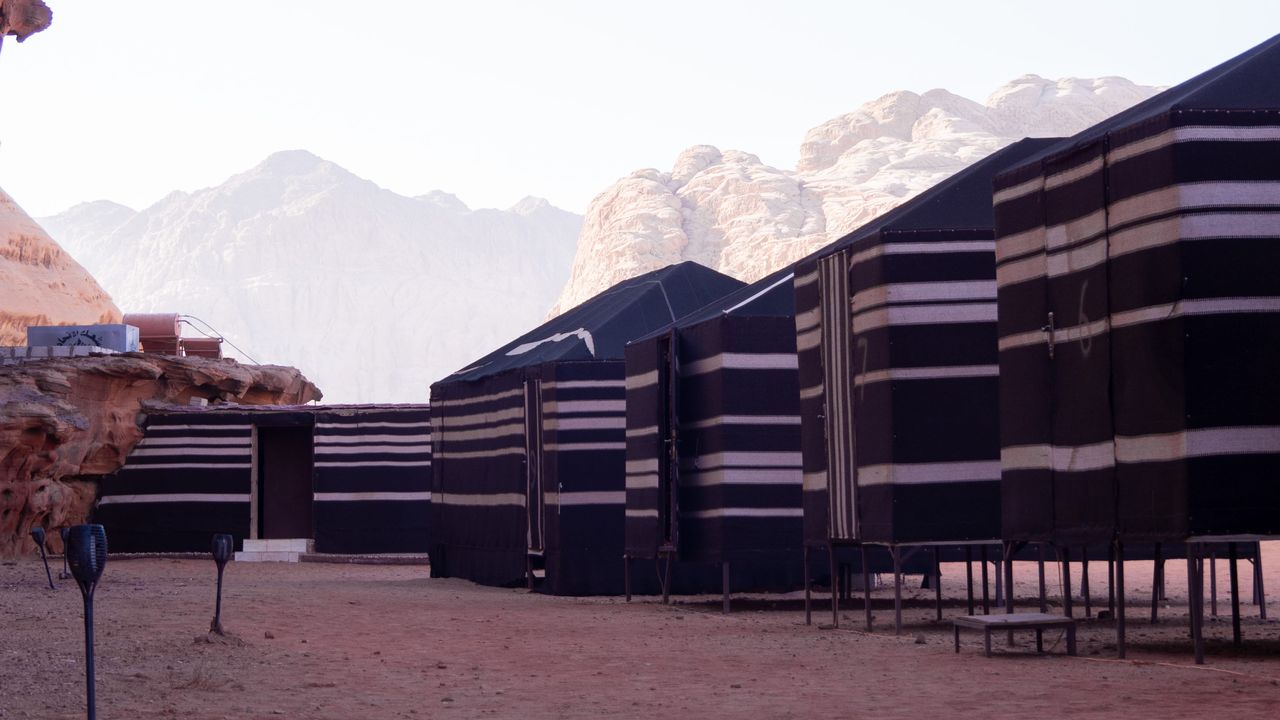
[525,378,546,553]
[257,426,315,540]
[659,332,678,547]
[819,250,858,540]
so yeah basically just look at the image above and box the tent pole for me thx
[803,545,812,626]
[1038,544,1048,613]
[1004,542,1016,647]
[624,554,631,603]
[1061,546,1074,618]
[892,545,903,636]
[1188,544,1205,665]
[661,554,672,605]
[1081,546,1091,618]
[1255,542,1267,619]
[1151,542,1163,624]
[1210,551,1218,618]
[829,541,839,629]
[1229,542,1242,647]
[1107,553,1115,617]
[964,546,975,616]
[994,558,1003,607]
[980,546,990,615]
[1115,540,1126,659]
[721,560,731,615]
[861,544,872,631]
[933,546,943,623]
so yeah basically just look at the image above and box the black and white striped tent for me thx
[624,267,808,592]
[794,138,1061,550]
[94,404,432,554]
[995,34,1280,546]
[429,262,744,594]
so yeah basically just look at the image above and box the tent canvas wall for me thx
[430,262,745,594]
[995,34,1280,545]
[95,404,432,554]
[794,138,1062,547]
[624,269,807,591]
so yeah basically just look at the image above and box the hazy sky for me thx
[1,1,1277,217]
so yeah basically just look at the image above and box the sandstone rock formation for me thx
[1,187,121,345]
[0,354,319,556]
[551,76,1160,314]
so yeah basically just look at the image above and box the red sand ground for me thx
[2,545,1278,719]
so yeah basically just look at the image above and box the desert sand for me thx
[1,545,1278,719]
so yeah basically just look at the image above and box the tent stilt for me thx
[721,560,731,615]
[980,546,990,615]
[1038,544,1048,613]
[892,546,903,636]
[933,546,943,623]
[1115,541,1126,659]
[1061,546,1074,618]
[1229,542,1242,647]
[1188,544,1205,665]
[861,544,872,631]
[964,546,975,616]
[1152,542,1163,623]
[803,545,811,626]
[1081,546,1091,618]
[1210,551,1218,618]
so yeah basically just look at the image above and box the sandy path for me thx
[2,545,1278,719]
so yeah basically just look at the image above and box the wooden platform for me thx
[953,612,1077,657]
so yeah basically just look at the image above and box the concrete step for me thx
[241,538,313,553]
[234,550,301,563]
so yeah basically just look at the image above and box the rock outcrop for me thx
[0,354,319,556]
[0,187,121,345]
[551,76,1160,314]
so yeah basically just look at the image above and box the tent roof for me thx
[630,137,1062,345]
[1007,33,1280,171]
[440,261,745,384]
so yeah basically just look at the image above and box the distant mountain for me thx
[41,151,582,402]
[551,75,1159,313]
[0,188,120,346]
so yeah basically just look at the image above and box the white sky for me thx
[1,0,1277,217]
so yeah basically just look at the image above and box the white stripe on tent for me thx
[689,451,803,469]
[1109,182,1280,227]
[1044,155,1104,191]
[803,472,826,491]
[436,406,523,430]
[685,414,801,430]
[119,462,252,470]
[434,447,524,460]
[796,329,822,352]
[436,421,524,443]
[315,433,431,444]
[1111,212,1280,259]
[993,176,1044,206]
[996,226,1046,263]
[1115,427,1280,463]
[626,458,659,474]
[314,491,432,501]
[1045,211,1107,253]
[855,364,999,386]
[315,460,431,468]
[625,425,658,438]
[853,303,996,334]
[857,461,1002,487]
[853,281,995,311]
[799,385,823,400]
[722,272,794,314]
[1001,442,1116,472]
[625,474,659,490]
[682,468,801,487]
[682,352,799,377]
[541,379,626,391]
[137,436,252,448]
[545,400,626,415]
[626,508,659,518]
[143,424,252,432]
[435,387,523,409]
[98,493,249,505]
[434,493,526,507]
[314,445,431,456]
[543,441,626,452]
[545,417,627,431]
[129,446,250,458]
[550,491,626,506]
[687,508,804,519]
[625,370,658,390]
[315,421,432,430]
[849,241,995,271]
[1109,125,1280,164]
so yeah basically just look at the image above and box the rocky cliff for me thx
[551,75,1160,313]
[0,187,121,345]
[0,354,319,556]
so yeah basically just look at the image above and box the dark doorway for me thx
[258,426,315,539]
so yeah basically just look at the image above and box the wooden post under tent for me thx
[995,33,1280,663]
[794,137,1067,634]
[429,262,745,595]
[93,404,433,556]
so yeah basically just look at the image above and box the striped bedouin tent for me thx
[793,138,1061,628]
[312,406,432,554]
[94,404,432,555]
[624,268,811,600]
[994,34,1280,661]
[430,262,744,595]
